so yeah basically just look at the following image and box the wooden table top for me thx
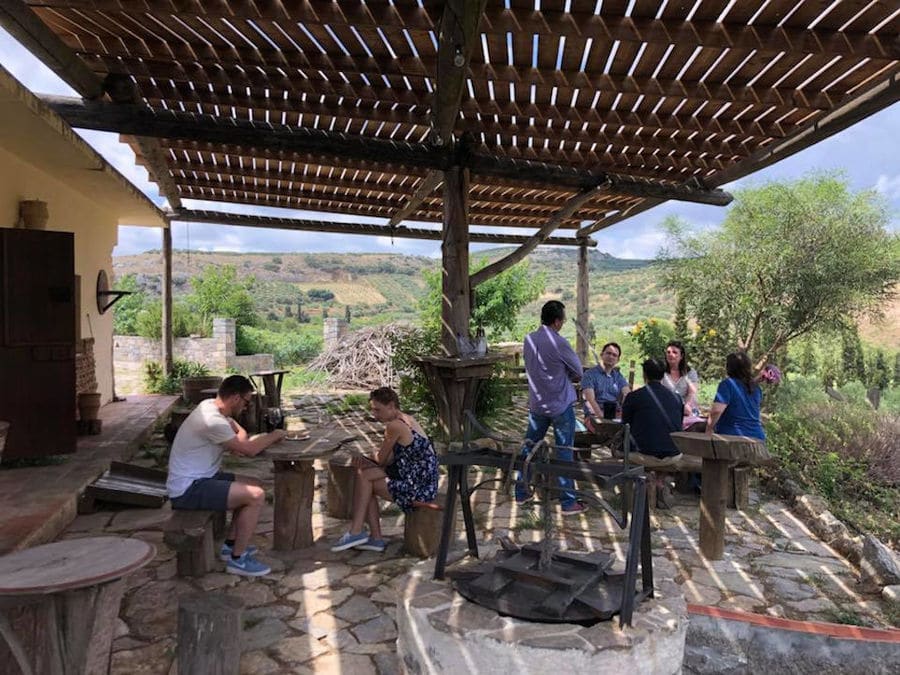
[263,428,359,462]
[0,537,155,596]
[670,431,772,465]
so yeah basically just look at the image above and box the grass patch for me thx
[822,607,872,627]
[510,510,544,532]
[0,455,69,469]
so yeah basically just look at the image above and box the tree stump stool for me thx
[0,537,154,675]
[326,450,356,520]
[273,459,317,550]
[164,509,227,577]
[178,592,243,675]
[404,496,446,558]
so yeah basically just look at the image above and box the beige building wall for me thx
[0,146,123,404]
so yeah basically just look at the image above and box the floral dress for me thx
[387,422,438,512]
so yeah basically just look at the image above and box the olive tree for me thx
[660,173,900,372]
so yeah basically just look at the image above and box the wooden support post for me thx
[730,466,751,510]
[699,459,730,559]
[177,593,243,675]
[576,239,589,365]
[161,226,173,376]
[326,451,356,520]
[273,460,316,550]
[440,166,470,356]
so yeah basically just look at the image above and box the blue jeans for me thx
[515,407,576,508]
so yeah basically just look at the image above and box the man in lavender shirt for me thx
[515,300,586,515]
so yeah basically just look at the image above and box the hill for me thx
[112,248,667,333]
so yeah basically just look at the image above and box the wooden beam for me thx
[0,0,103,99]
[172,209,595,247]
[578,68,900,238]
[441,167,471,355]
[576,240,590,366]
[161,225,173,374]
[432,0,487,145]
[42,95,734,206]
[388,172,443,227]
[470,186,607,288]
[58,1,894,60]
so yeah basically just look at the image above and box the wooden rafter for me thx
[388,173,444,227]
[48,2,895,61]
[172,209,595,248]
[43,95,734,206]
[470,185,609,288]
[0,0,182,208]
[577,69,900,239]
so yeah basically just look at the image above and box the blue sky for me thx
[2,27,898,260]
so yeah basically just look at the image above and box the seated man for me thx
[581,342,631,430]
[167,375,285,577]
[621,358,683,459]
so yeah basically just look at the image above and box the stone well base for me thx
[397,565,687,675]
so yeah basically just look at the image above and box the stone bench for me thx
[163,509,226,576]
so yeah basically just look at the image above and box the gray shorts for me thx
[170,472,236,511]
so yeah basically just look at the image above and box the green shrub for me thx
[765,379,899,544]
[143,359,210,394]
[236,326,323,366]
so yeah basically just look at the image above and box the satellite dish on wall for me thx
[96,269,132,314]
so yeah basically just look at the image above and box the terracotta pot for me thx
[77,392,102,421]
[19,200,49,230]
[0,421,9,461]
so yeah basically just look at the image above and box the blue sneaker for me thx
[356,538,387,553]
[226,551,271,577]
[219,543,258,561]
[331,531,369,552]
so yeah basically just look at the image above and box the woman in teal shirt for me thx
[706,352,766,441]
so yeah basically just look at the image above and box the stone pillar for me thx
[212,318,235,372]
[323,318,348,349]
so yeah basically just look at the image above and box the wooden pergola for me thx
[2,0,898,365]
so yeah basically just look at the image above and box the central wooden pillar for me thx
[575,238,590,364]
[161,225,173,375]
[441,166,471,356]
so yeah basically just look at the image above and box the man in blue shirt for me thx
[516,300,586,515]
[582,342,631,430]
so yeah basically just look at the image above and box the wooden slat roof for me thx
[10,0,900,240]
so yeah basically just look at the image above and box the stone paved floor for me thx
[54,395,897,674]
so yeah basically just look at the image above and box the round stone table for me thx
[0,536,155,675]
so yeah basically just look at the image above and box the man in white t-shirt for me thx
[167,375,285,576]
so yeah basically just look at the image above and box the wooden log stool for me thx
[0,537,154,675]
[404,496,446,558]
[164,509,227,577]
[178,592,243,675]
[326,450,356,520]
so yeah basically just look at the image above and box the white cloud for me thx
[874,174,900,200]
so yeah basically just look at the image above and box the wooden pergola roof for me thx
[3,0,899,244]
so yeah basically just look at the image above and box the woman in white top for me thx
[662,340,700,417]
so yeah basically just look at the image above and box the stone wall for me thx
[323,318,348,349]
[114,318,274,394]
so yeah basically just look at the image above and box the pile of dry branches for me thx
[307,323,412,390]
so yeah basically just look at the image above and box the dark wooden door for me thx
[0,229,76,459]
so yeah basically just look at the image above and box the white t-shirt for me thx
[166,399,237,498]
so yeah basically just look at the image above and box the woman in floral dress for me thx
[331,387,438,553]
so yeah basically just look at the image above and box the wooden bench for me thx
[164,509,226,577]
[404,498,445,558]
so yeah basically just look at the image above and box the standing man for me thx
[516,300,586,515]
[167,375,285,576]
[581,342,631,430]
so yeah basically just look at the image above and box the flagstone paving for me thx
[49,396,898,673]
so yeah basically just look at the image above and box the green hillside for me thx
[112,248,669,337]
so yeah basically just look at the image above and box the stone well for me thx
[397,565,687,675]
